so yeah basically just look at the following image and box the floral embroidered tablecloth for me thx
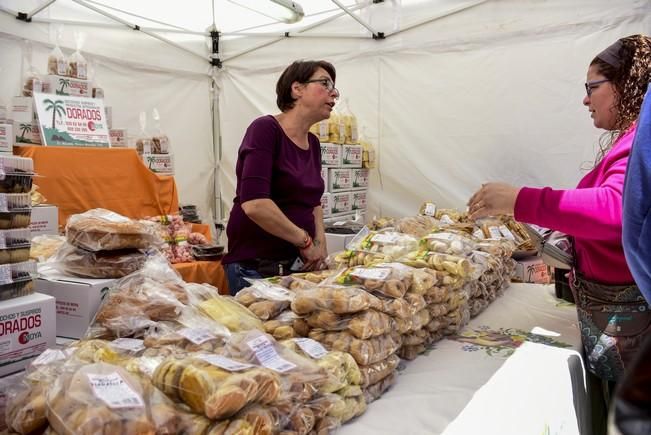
[340,283,588,435]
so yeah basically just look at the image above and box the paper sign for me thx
[33,92,110,147]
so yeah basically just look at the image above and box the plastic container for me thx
[0,229,31,264]
[0,174,33,194]
[0,194,32,229]
[0,260,37,301]
[0,156,34,174]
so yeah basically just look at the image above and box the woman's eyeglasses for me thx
[584,79,610,97]
[304,79,340,98]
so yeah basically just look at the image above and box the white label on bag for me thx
[197,354,254,371]
[440,215,454,225]
[351,267,391,281]
[488,226,502,239]
[0,264,11,284]
[371,233,399,244]
[426,233,456,242]
[32,349,67,366]
[88,373,145,409]
[472,250,491,258]
[111,338,145,353]
[498,225,516,241]
[423,203,436,216]
[247,335,296,373]
[178,328,216,345]
[98,210,130,223]
[378,262,412,274]
[294,338,328,359]
[0,195,7,212]
[473,229,485,239]
[0,232,6,249]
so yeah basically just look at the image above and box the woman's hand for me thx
[299,243,323,271]
[468,182,521,220]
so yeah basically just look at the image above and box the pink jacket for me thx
[514,125,637,285]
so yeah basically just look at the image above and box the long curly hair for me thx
[592,34,651,165]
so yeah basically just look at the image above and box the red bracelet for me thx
[296,230,312,249]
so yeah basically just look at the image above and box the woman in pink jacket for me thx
[468,34,651,428]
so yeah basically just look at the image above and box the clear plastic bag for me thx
[305,309,394,340]
[401,250,472,278]
[48,243,147,278]
[135,111,153,155]
[358,353,399,388]
[423,231,477,256]
[22,40,42,97]
[263,310,302,340]
[47,362,183,435]
[151,108,170,154]
[308,330,402,366]
[362,371,396,403]
[151,353,281,420]
[66,208,162,251]
[346,228,419,263]
[394,215,439,238]
[47,26,67,76]
[398,344,427,360]
[67,32,87,79]
[198,296,264,332]
[290,283,382,316]
[332,262,412,299]
[143,319,229,353]
[235,280,295,320]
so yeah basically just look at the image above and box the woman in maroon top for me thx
[223,60,338,294]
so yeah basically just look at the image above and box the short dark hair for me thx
[276,60,336,112]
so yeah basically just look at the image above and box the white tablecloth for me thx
[340,283,590,435]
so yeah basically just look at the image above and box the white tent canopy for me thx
[0,0,649,227]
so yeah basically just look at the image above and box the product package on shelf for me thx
[21,40,43,98]
[67,32,88,80]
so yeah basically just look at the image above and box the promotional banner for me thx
[33,92,110,147]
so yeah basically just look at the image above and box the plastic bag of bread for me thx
[358,354,400,388]
[418,201,438,217]
[198,296,263,332]
[152,353,281,420]
[402,327,429,346]
[398,344,427,360]
[48,243,147,278]
[21,40,43,97]
[151,108,170,154]
[395,215,439,238]
[47,362,183,435]
[409,268,439,294]
[404,293,427,316]
[427,302,450,319]
[434,208,465,223]
[401,250,472,278]
[143,320,228,353]
[363,371,397,404]
[423,231,477,256]
[5,381,48,434]
[290,269,335,284]
[67,32,87,79]
[235,280,294,320]
[308,330,402,366]
[346,228,418,261]
[372,295,412,319]
[263,310,302,340]
[280,338,362,393]
[30,235,66,262]
[332,262,412,299]
[445,306,470,335]
[291,285,380,315]
[425,316,447,334]
[305,309,394,340]
[234,404,284,435]
[66,209,162,251]
[425,285,450,305]
[220,331,329,402]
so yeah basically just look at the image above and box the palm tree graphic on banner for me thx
[43,99,65,130]
[57,78,70,95]
[18,123,32,142]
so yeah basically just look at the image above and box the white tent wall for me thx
[217,0,651,220]
[0,12,215,223]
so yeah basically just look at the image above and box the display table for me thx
[340,284,589,435]
[15,146,178,225]
[174,260,229,294]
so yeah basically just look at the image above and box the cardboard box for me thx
[0,292,56,377]
[13,121,41,145]
[331,191,352,214]
[514,256,552,284]
[29,205,59,236]
[10,96,36,123]
[0,105,6,123]
[320,143,342,167]
[42,74,91,97]
[341,144,363,168]
[351,190,368,211]
[142,153,174,174]
[321,193,332,217]
[320,168,328,188]
[351,168,369,189]
[324,212,366,226]
[328,168,352,192]
[109,128,128,147]
[36,272,115,339]
[0,123,12,152]
[105,106,113,130]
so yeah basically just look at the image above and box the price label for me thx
[423,203,436,216]
[351,267,391,281]
[247,335,296,373]
[88,372,144,409]
[440,215,454,225]
[111,338,145,353]
[178,328,216,345]
[488,226,502,239]
[0,264,11,285]
[294,338,328,359]
[371,233,399,244]
[197,354,255,372]
[498,225,516,241]
[472,228,485,239]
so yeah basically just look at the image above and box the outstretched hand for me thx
[467,182,520,220]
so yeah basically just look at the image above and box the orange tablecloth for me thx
[174,260,229,295]
[16,145,178,226]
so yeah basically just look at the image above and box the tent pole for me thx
[221,31,368,39]
[83,0,190,32]
[27,0,57,20]
[16,15,208,35]
[329,0,381,38]
[222,2,369,63]
[71,0,208,63]
[385,0,489,38]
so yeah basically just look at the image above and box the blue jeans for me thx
[225,262,263,296]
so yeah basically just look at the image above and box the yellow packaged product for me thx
[199,296,263,332]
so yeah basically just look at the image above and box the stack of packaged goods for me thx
[313,100,372,224]
[146,214,211,264]
[135,109,174,175]
[47,209,161,279]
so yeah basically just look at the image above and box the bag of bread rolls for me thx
[290,284,380,315]
[358,354,400,388]
[308,330,402,366]
[235,280,294,321]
